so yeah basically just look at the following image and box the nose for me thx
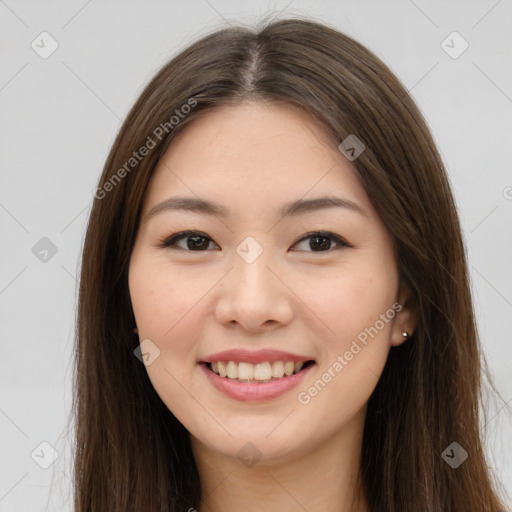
[214,250,294,333]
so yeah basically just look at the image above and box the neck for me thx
[191,409,369,512]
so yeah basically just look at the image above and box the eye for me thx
[291,231,350,252]
[158,230,219,251]
[157,230,350,252]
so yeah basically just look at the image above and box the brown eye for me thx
[158,230,350,253]
[159,231,218,251]
[291,231,350,252]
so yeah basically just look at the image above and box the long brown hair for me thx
[73,17,508,511]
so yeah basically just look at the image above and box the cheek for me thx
[130,259,199,340]
[129,257,221,382]
[302,265,395,348]
[294,271,396,424]
[129,260,206,412]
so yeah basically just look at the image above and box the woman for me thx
[73,17,508,511]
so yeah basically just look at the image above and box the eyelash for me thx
[156,230,351,253]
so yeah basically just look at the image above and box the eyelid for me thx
[157,230,351,251]
[156,230,217,250]
[292,230,351,250]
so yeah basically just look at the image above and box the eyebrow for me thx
[146,195,367,221]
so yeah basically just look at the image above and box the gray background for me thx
[1,1,511,510]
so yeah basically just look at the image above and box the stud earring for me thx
[401,330,409,338]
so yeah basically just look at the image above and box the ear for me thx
[390,280,418,347]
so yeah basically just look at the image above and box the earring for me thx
[401,330,409,338]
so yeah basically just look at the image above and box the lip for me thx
[199,361,315,402]
[199,349,314,364]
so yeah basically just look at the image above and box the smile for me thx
[199,360,316,402]
[206,360,315,382]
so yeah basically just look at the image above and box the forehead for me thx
[142,101,373,220]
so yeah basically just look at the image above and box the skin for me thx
[128,101,417,512]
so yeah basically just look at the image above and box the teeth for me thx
[238,362,254,380]
[254,362,272,380]
[218,361,227,378]
[284,361,294,376]
[226,361,238,379]
[208,360,310,381]
[271,361,284,378]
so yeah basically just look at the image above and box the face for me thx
[128,101,415,464]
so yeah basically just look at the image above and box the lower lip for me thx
[199,362,315,402]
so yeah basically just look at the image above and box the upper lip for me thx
[199,349,315,364]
